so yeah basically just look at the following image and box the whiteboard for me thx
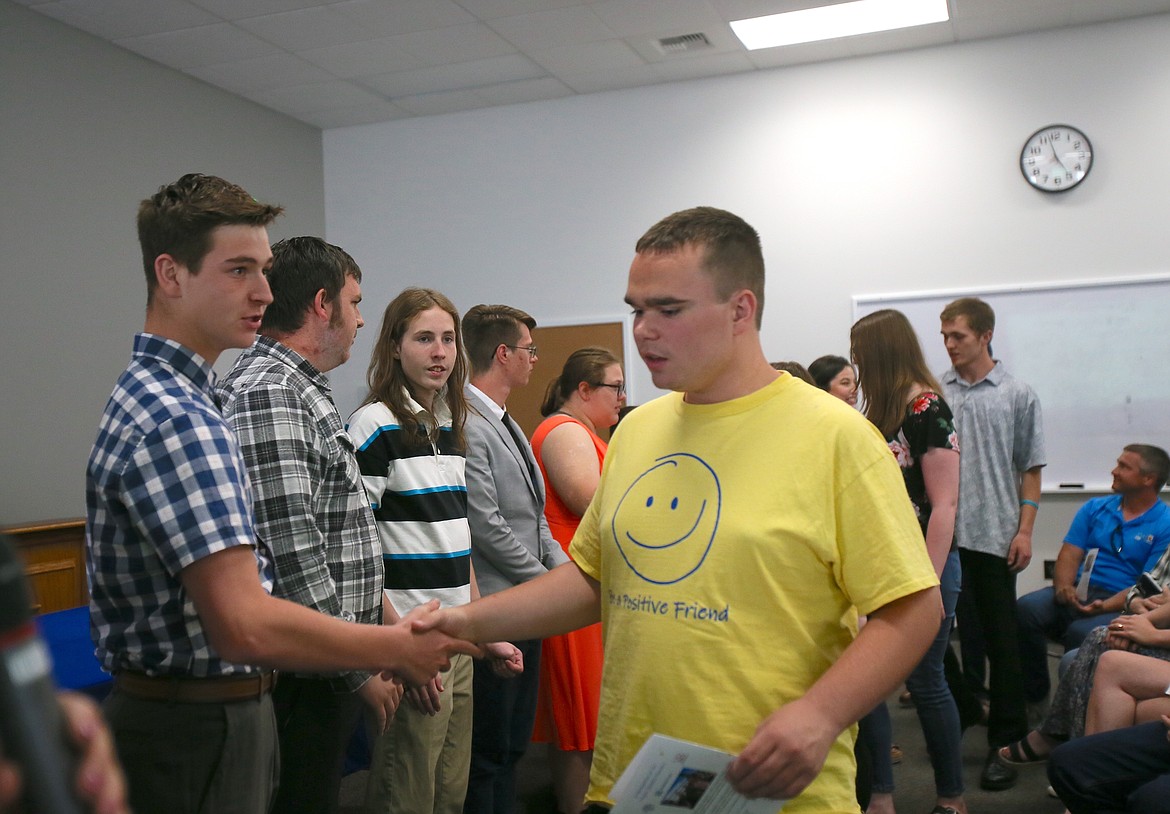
[854,275,1170,493]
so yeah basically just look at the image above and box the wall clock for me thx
[1020,124,1093,193]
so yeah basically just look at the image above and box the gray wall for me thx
[0,0,325,524]
[324,14,1170,594]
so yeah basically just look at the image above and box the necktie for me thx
[501,412,537,487]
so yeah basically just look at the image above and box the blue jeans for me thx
[1016,585,1118,703]
[905,550,964,798]
[862,551,964,798]
[1048,721,1170,813]
[858,702,895,795]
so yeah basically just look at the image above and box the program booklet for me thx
[1076,547,1099,603]
[610,733,786,813]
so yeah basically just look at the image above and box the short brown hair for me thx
[635,207,765,328]
[770,361,814,385]
[262,237,361,336]
[1125,443,1170,491]
[462,304,536,375]
[940,297,995,335]
[138,173,283,303]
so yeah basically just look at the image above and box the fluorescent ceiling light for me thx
[731,0,950,50]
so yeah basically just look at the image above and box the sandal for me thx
[997,734,1048,765]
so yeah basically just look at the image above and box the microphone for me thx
[0,532,85,814]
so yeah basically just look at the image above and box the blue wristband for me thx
[1020,499,1039,510]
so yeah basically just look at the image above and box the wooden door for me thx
[508,321,626,440]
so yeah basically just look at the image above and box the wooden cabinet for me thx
[3,518,87,613]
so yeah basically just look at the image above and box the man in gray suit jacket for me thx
[462,303,569,814]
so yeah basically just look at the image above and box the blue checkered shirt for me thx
[86,333,274,677]
[217,337,383,691]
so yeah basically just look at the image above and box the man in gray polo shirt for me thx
[940,296,1045,792]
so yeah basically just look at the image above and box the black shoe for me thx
[980,749,1018,791]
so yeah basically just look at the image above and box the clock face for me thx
[1020,125,1093,193]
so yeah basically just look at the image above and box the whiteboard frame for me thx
[854,272,1170,309]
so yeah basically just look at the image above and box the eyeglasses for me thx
[594,382,626,398]
[504,344,538,358]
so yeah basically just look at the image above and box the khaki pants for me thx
[364,652,473,814]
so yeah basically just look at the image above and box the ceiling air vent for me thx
[654,32,712,55]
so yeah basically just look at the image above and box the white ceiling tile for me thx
[844,22,954,58]
[475,75,574,105]
[33,0,217,40]
[189,0,347,19]
[651,50,755,82]
[744,36,854,69]
[332,0,474,34]
[296,99,412,128]
[706,0,811,20]
[486,4,613,51]
[1069,0,1170,25]
[115,23,283,69]
[362,53,545,97]
[558,62,664,94]
[453,0,585,20]
[529,39,644,77]
[299,35,427,77]
[244,78,387,114]
[951,7,1070,40]
[392,88,495,115]
[235,5,375,51]
[185,52,336,93]
[590,0,726,37]
[388,22,519,66]
[1,7,33,35]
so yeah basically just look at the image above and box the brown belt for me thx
[114,670,276,704]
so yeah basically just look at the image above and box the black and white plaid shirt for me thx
[218,336,382,690]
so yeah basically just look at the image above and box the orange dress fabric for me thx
[530,413,606,751]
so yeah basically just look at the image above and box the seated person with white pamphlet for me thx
[1016,445,1170,709]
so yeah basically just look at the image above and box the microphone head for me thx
[0,533,35,633]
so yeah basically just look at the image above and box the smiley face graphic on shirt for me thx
[611,452,721,584]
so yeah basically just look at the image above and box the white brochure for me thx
[1076,547,1099,603]
[610,733,786,813]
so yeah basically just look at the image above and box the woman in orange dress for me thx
[530,347,625,814]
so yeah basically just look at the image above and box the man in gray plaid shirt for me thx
[217,236,401,814]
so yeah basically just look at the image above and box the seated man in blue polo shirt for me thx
[1017,444,1170,706]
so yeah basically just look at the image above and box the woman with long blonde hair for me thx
[851,308,965,814]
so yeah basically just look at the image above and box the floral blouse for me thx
[887,391,959,533]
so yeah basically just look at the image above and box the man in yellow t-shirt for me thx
[433,207,941,813]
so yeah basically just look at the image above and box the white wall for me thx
[324,14,1170,593]
[0,0,325,524]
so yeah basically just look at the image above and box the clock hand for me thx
[1050,139,1069,172]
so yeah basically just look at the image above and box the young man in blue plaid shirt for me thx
[86,174,479,814]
